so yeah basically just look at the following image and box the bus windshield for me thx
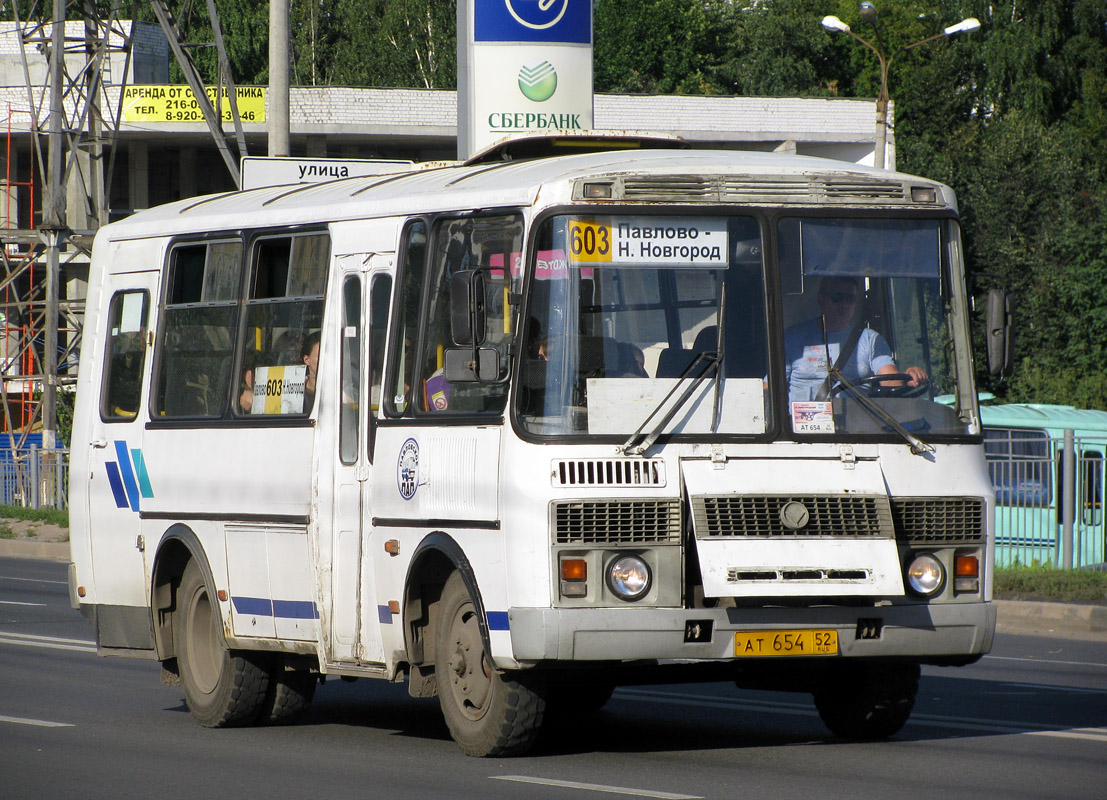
[517,212,976,441]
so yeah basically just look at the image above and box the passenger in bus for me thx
[237,350,259,414]
[301,332,321,411]
[785,276,927,402]
[616,342,648,377]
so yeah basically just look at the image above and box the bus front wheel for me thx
[813,662,919,740]
[434,572,546,756]
[175,560,270,727]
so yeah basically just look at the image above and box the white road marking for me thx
[0,575,68,585]
[0,714,74,728]
[492,776,702,799]
[984,654,1107,669]
[0,631,96,653]
[0,601,45,606]
[619,689,1107,744]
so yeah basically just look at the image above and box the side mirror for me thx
[450,270,486,346]
[443,347,500,382]
[986,288,1014,377]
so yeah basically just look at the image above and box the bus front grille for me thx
[691,495,893,538]
[891,497,986,544]
[553,499,682,544]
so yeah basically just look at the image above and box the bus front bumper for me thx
[507,601,996,664]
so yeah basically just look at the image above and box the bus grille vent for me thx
[823,180,907,201]
[621,176,714,200]
[553,499,682,545]
[552,458,666,487]
[692,495,893,538]
[587,175,921,205]
[891,497,986,544]
[720,178,811,201]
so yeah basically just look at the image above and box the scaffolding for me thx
[0,2,244,494]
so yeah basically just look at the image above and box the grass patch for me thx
[994,564,1107,605]
[0,522,13,539]
[0,504,68,528]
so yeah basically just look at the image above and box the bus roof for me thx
[98,148,956,245]
[980,403,1107,436]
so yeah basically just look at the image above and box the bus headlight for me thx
[606,555,651,601]
[905,553,945,597]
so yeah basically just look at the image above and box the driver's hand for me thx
[905,366,929,386]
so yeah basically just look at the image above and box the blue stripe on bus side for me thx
[105,462,128,508]
[487,611,509,631]
[131,449,154,498]
[232,596,273,616]
[231,597,319,620]
[113,441,141,511]
[272,600,319,620]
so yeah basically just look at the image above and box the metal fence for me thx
[0,447,70,510]
[986,429,1105,569]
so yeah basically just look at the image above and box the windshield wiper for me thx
[825,364,935,456]
[618,351,722,456]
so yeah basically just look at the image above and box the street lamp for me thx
[821,5,980,170]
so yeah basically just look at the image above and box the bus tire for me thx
[261,663,316,725]
[175,560,270,727]
[813,662,919,740]
[434,571,546,756]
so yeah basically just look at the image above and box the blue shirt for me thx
[784,320,895,403]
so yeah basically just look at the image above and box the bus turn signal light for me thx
[954,554,979,593]
[560,558,588,597]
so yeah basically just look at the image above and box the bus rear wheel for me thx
[175,560,270,727]
[261,662,316,725]
[813,662,919,740]
[434,572,546,756]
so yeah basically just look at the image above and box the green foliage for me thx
[594,0,733,94]
[995,564,1107,605]
[0,522,13,539]
[0,504,68,528]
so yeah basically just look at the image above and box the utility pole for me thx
[269,0,290,156]
[42,0,67,450]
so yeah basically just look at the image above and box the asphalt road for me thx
[2,556,1105,800]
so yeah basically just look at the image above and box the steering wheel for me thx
[828,372,928,399]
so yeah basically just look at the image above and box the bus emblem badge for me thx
[397,438,420,500]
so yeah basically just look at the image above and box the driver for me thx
[785,276,927,402]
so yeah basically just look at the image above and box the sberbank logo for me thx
[518,61,558,102]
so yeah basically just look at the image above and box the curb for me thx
[1,540,1104,641]
[994,599,1107,642]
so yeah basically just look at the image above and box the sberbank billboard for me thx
[457,0,594,159]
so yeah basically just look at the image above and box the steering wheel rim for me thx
[828,372,928,399]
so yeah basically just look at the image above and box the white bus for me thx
[69,138,996,756]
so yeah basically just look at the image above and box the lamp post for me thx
[821,4,980,170]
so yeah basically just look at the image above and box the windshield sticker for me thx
[568,217,729,268]
[792,401,835,434]
[397,438,419,500]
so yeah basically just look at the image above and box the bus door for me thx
[87,258,158,643]
[317,256,390,666]
[1077,444,1105,565]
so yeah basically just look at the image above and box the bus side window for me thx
[369,274,392,415]
[385,221,426,416]
[100,290,150,421]
[415,214,520,415]
[339,275,361,464]
[238,233,328,416]
[1081,450,1103,525]
[154,241,240,418]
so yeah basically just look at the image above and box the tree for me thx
[593,0,733,94]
